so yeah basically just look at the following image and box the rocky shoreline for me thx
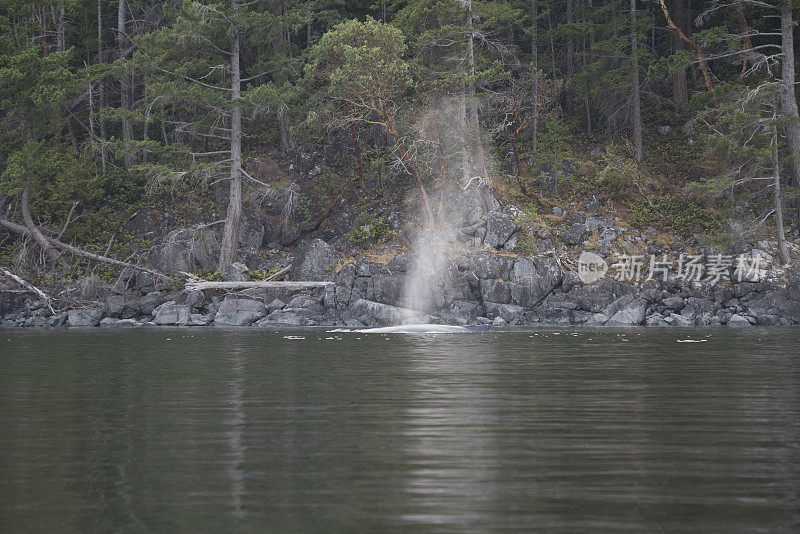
[3,231,799,329]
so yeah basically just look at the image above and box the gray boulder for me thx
[568,281,634,313]
[188,313,210,326]
[485,302,525,324]
[256,309,318,327]
[222,262,250,282]
[665,313,693,327]
[561,223,589,246]
[104,294,140,319]
[153,302,191,326]
[511,256,562,308]
[485,211,517,248]
[267,299,286,313]
[480,279,512,304]
[727,314,753,327]
[291,239,337,281]
[185,290,206,309]
[135,271,155,293]
[238,217,265,249]
[743,289,800,324]
[605,299,647,326]
[48,312,67,327]
[603,294,636,317]
[67,307,105,327]
[663,296,685,311]
[285,295,325,314]
[446,300,484,324]
[139,291,164,315]
[214,297,267,326]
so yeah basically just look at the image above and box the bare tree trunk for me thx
[36,6,49,56]
[118,0,134,171]
[771,121,790,265]
[670,0,688,109]
[461,0,495,210]
[278,102,296,153]
[96,0,108,172]
[458,89,472,183]
[630,0,643,162]
[583,0,591,134]
[564,0,575,116]
[218,10,243,271]
[55,5,66,52]
[780,0,800,187]
[531,0,539,152]
[457,1,472,184]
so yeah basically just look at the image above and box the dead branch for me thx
[0,217,170,280]
[21,184,68,267]
[0,266,55,313]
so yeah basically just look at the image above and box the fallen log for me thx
[179,265,292,291]
[0,266,55,313]
[184,280,331,292]
[0,217,170,280]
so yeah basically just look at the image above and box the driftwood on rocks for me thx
[184,280,330,292]
[0,266,55,313]
[0,217,169,280]
[180,264,293,292]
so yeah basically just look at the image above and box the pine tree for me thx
[135,0,275,271]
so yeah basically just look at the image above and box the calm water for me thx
[1,328,799,532]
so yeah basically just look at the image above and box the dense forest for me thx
[1,0,799,286]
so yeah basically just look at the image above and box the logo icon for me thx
[577,251,608,284]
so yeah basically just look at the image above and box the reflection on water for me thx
[226,351,246,519]
[1,329,799,531]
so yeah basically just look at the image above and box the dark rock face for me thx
[214,296,267,326]
[485,212,517,248]
[105,295,140,319]
[67,307,105,327]
[743,290,800,324]
[139,291,164,315]
[605,299,647,326]
[153,302,191,326]
[561,223,589,246]
[222,262,250,282]
[291,239,337,281]
[567,281,634,313]
[4,231,800,329]
[185,290,206,309]
[663,296,685,311]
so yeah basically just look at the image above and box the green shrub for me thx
[628,194,723,236]
[347,211,397,247]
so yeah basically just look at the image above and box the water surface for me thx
[2,328,799,532]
